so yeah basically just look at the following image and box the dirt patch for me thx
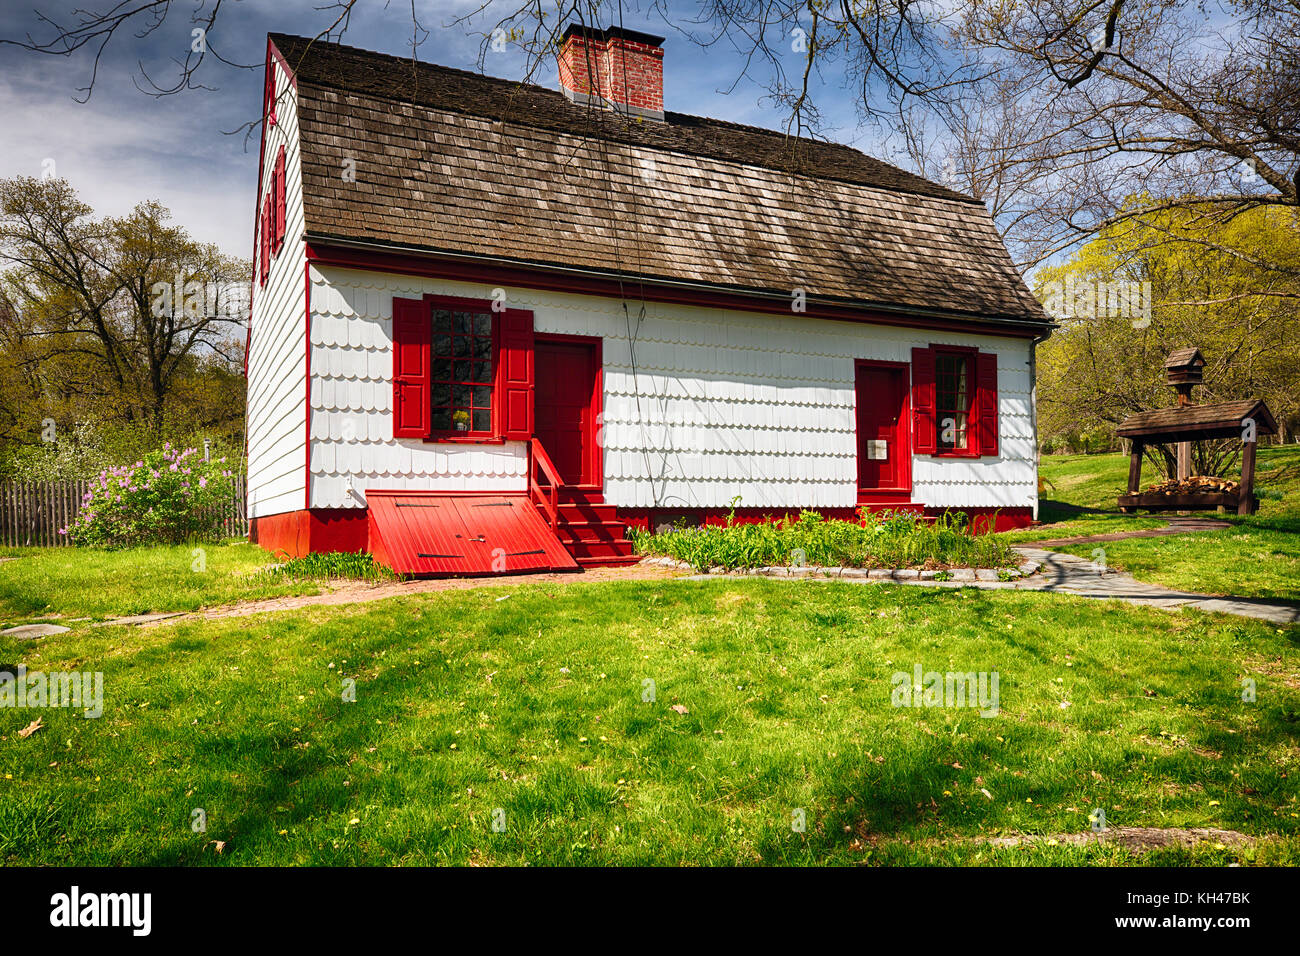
[985,827,1254,853]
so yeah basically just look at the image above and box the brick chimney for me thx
[557,24,665,121]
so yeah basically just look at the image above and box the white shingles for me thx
[306,267,1036,511]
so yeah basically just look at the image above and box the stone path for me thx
[1006,547,1300,624]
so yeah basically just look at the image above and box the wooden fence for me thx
[0,477,247,547]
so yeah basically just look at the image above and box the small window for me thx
[430,309,495,435]
[935,351,971,451]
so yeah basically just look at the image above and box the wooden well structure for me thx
[1116,350,1277,515]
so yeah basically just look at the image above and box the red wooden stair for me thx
[529,439,638,568]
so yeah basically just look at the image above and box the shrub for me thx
[629,507,1016,573]
[63,445,237,547]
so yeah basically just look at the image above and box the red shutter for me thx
[498,308,534,440]
[911,346,936,455]
[259,200,270,285]
[275,147,286,250]
[975,351,999,457]
[391,297,431,438]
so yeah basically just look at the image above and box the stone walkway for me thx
[1006,546,1300,624]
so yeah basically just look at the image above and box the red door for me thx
[534,339,599,486]
[856,363,911,493]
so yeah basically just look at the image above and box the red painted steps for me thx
[550,489,639,568]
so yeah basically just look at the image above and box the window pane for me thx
[431,359,452,382]
[473,313,492,335]
[453,335,471,358]
[472,409,491,432]
[472,385,492,407]
[472,336,492,359]
[432,384,452,407]
[433,334,452,357]
[453,312,472,334]
[470,361,491,383]
[453,360,470,383]
[432,310,452,333]
[453,384,470,407]
[431,408,451,432]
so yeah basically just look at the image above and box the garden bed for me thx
[629,508,1020,574]
[641,554,1041,581]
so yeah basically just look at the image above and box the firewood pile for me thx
[1145,476,1240,496]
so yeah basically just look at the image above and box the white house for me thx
[245,27,1051,575]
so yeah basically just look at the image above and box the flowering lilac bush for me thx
[63,444,238,547]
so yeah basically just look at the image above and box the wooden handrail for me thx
[529,438,562,530]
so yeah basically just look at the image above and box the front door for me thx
[856,362,910,494]
[534,338,599,486]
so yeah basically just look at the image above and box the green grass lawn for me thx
[3,579,1298,866]
[0,541,325,621]
[1000,445,1300,601]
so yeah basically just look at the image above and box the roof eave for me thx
[303,232,1054,335]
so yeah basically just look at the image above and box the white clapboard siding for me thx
[306,267,1036,512]
[246,61,308,519]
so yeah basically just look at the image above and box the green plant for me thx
[261,551,399,583]
[629,508,1016,573]
[64,444,237,548]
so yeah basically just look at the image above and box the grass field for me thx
[3,579,1297,866]
[1002,445,1300,601]
[0,542,322,621]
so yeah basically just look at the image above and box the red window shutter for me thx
[391,297,431,438]
[498,308,534,440]
[273,148,285,251]
[911,346,937,455]
[259,200,270,285]
[975,351,999,456]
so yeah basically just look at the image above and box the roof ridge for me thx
[267,31,981,206]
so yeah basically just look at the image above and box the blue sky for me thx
[0,0,887,261]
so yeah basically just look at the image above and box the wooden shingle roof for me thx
[1117,400,1278,441]
[271,33,1049,326]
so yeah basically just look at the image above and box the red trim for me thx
[924,507,1032,533]
[931,344,980,458]
[304,242,1047,339]
[423,293,500,440]
[854,358,912,497]
[267,38,298,89]
[304,262,313,510]
[535,332,604,490]
[249,508,369,558]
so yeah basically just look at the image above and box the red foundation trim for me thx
[249,508,370,558]
[923,506,1034,533]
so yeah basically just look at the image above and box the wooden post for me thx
[1176,441,1192,481]
[1238,439,1257,515]
[1122,440,1144,512]
[1127,441,1144,493]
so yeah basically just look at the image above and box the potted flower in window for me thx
[453,410,470,432]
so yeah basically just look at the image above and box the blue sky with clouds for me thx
[0,1,888,261]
